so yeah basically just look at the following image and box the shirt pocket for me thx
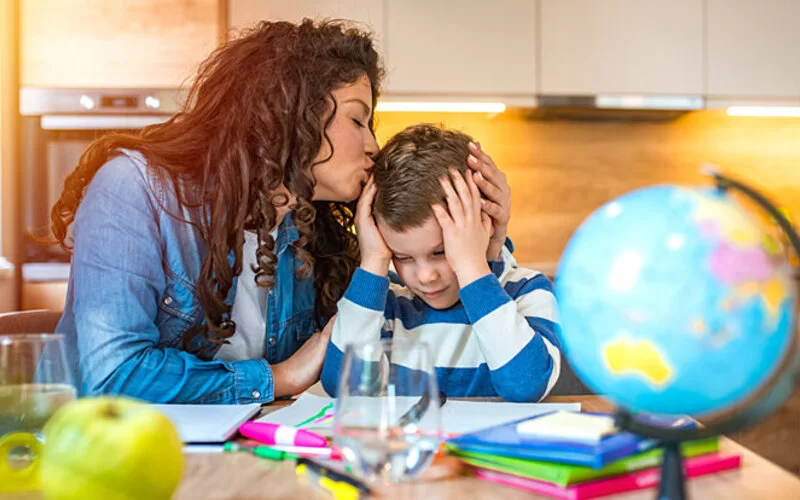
[284,309,316,344]
[155,272,201,348]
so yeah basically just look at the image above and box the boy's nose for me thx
[417,266,439,286]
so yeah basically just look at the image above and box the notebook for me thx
[449,437,719,486]
[471,453,742,499]
[152,403,261,443]
[448,412,697,469]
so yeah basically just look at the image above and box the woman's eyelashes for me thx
[352,118,365,128]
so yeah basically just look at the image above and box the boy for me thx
[320,124,561,401]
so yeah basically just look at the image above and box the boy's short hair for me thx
[373,123,474,231]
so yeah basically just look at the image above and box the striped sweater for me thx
[321,259,562,402]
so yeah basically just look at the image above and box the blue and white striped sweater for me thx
[321,260,562,402]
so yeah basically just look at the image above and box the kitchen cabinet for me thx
[21,0,221,88]
[707,0,800,100]
[385,0,537,98]
[540,0,703,95]
[228,0,385,50]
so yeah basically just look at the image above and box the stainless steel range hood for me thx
[537,94,705,111]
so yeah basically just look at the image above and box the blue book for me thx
[447,412,696,470]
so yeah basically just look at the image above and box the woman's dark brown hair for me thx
[48,19,384,351]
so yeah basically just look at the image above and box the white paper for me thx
[256,394,337,433]
[153,403,261,443]
[257,393,580,436]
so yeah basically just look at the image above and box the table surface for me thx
[176,395,800,499]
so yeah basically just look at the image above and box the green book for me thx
[447,437,719,487]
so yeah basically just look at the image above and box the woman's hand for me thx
[272,315,335,398]
[355,176,393,276]
[468,141,511,260]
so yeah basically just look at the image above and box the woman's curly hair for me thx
[47,19,384,352]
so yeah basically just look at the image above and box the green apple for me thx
[40,397,184,500]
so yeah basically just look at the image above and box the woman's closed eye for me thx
[352,118,365,128]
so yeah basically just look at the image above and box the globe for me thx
[556,182,796,418]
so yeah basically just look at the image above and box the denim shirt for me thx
[57,150,317,404]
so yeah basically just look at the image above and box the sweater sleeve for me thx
[458,271,561,402]
[320,268,394,396]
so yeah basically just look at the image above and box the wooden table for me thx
[176,396,800,499]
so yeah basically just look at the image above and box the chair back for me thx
[550,356,593,396]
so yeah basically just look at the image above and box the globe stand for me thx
[615,411,687,500]
[658,441,686,500]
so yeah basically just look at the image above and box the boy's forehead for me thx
[377,217,443,255]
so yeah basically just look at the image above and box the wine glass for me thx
[333,338,441,483]
[0,334,76,493]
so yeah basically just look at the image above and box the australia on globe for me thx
[556,185,795,416]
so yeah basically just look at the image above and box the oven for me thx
[18,88,181,308]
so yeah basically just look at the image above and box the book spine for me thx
[569,453,742,499]
[473,469,577,500]
[461,456,571,485]
[566,436,720,484]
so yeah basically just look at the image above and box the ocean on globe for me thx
[556,185,795,417]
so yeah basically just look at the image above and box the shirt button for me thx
[268,337,276,345]
[163,296,173,305]
[252,390,261,399]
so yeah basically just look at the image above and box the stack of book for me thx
[446,411,741,499]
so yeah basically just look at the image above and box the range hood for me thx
[537,94,704,111]
[376,93,800,117]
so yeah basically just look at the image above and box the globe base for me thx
[658,441,687,500]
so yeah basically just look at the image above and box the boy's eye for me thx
[394,256,411,262]
[433,250,446,257]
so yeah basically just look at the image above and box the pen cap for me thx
[239,421,328,448]
[239,421,279,443]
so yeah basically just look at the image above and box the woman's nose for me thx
[365,131,379,157]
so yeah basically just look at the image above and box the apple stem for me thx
[102,403,120,419]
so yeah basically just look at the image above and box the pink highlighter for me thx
[239,422,328,448]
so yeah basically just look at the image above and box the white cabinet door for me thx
[707,0,800,99]
[540,0,703,95]
[228,0,385,52]
[385,0,537,97]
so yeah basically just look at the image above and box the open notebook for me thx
[152,403,261,443]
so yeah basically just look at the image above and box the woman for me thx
[51,20,512,404]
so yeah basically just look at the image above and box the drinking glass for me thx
[333,338,441,483]
[0,334,76,492]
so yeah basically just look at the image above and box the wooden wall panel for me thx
[1,0,20,311]
[374,110,800,268]
[21,0,220,88]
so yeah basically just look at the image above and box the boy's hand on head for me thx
[467,141,511,260]
[355,175,392,276]
[432,169,492,288]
